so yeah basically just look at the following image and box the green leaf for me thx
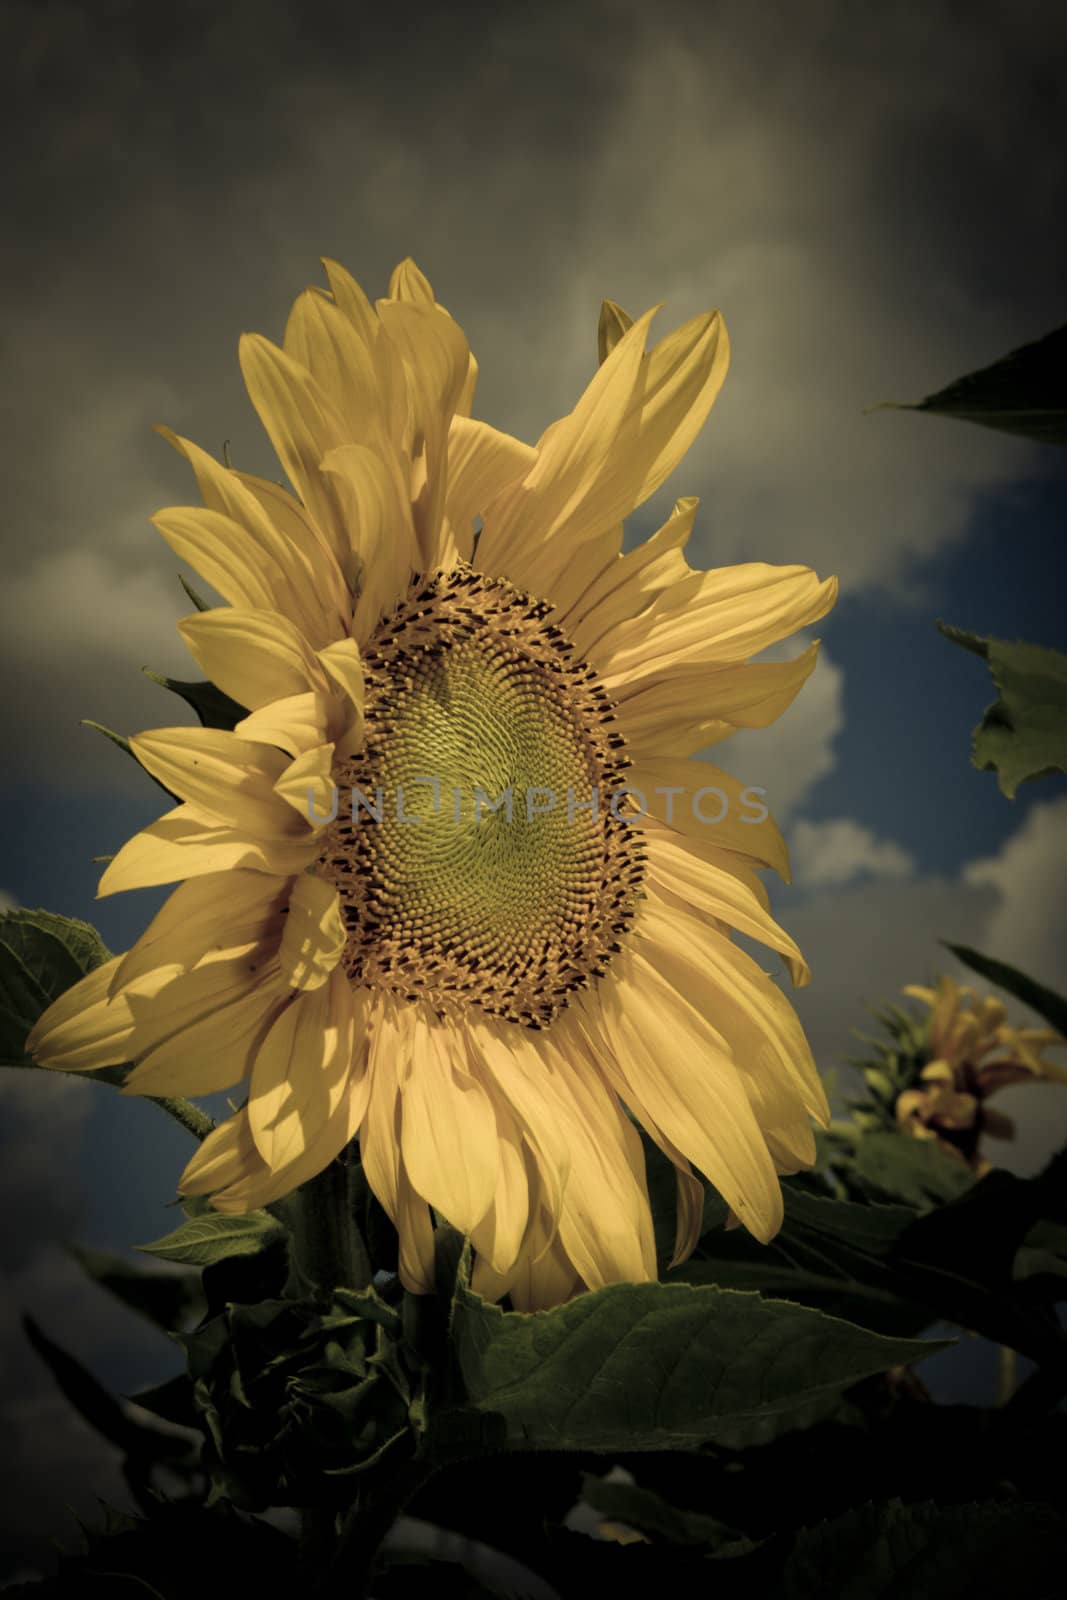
[137,1210,284,1267]
[143,669,248,731]
[580,1471,753,1551]
[868,323,1067,446]
[674,1182,932,1339]
[780,1497,1067,1599]
[938,624,1067,795]
[0,909,117,1076]
[848,1131,977,1208]
[448,1266,950,1453]
[68,1244,204,1333]
[942,941,1067,1036]
[22,1316,189,1463]
[128,1372,200,1430]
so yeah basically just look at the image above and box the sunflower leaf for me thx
[941,941,1067,1035]
[446,1273,950,1454]
[937,624,1067,795]
[22,1316,190,1463]
[0,908,121,1080]
[137,1210,284,1267]
[847,1131,977,1209]
[868,323,1067,446]
[67,1243,205,1333]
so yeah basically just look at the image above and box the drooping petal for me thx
[635,898,828,1125]
[246,970,363,1168]
[399,1006,498,1237]
[587,948,786,1244]
[178,1107,264,1197]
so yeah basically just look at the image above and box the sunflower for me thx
[29,258,836,1310]
[895,976,1067,1171]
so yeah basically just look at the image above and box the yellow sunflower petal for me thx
[399,1007,499,1237]
[587,951,786,1245]
[318,442,419,642]
[594,564,838,679]
[235,692,334,759]
[27,956,142,1071]
[177,608,326,710]
[247,970,362,1168]
[388,258,436,304]
[506,1206,584,1312]
[565,497,698,647]
[109,870,289,998]
[238,332,351,565]
[611,642,822,747]
[628,757,791,880]
[475,306,658,594]
[444,416,538,556]
[277,873,346,991]
[636,898,828,1124]
[178,1108,264,1197]
[643,828,810,986]
[468,1102,532,1278]
[121,961,287,1098]
[156,427,350,646]
[375,299,471,567]
[129,728,305,839]
[98,803,317,897]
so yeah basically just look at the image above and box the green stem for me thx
[329,1457,438,1593]
[147,1095,215,1141]
[298,1505,337,1574]
[289,1154,373,1294]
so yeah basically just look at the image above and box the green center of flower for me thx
[317,565,644,1027]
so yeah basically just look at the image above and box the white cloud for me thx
[962,795,1067,994]
[0,891,18,914]
[787,817,916,889]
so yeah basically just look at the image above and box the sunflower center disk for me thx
[317,565,645,1027]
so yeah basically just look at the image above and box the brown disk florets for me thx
[316,564,646,1028]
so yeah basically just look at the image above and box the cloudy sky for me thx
[2,0,1066,1580]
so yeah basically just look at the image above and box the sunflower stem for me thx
[147,1095,215,1142]
[328,1457,438,1593]
[290,1153,373,1294]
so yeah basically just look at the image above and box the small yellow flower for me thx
[897,976,1067,1171]
[29,258,837,1308]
